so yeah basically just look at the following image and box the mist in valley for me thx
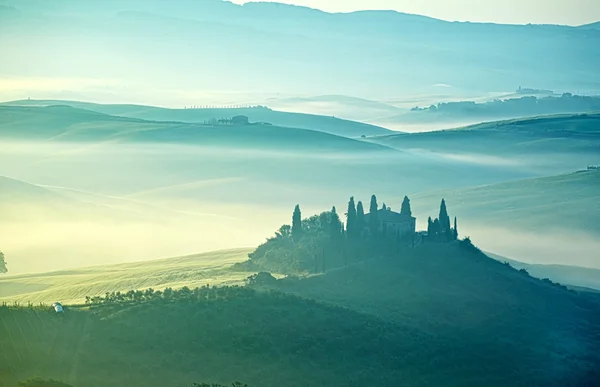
[2,2,600,387]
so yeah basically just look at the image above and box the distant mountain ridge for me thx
[1,0,598,97]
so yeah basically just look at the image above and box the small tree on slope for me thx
[292,204,302,241]
[369,194,379,237]
[0,251,6,274]
[346,197,357,239]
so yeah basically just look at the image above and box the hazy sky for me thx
[232,0,600,25]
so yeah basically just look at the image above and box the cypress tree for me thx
[356,201,366,237]
[346,197,357,239]
[330,206,342,239]
[439,199,451,238]
[292,204,302,241]
[400,196,412,217]
[453,217,458,240]
[433,218,441,239]
[369,194,379,237]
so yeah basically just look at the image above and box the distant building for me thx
[364,208,416,236]
[231,115,250,125]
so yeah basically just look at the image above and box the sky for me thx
[232,0,600,26]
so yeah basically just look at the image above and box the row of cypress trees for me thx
[427,199,458,241]
[292,194,416,242]
[292,196,458,243]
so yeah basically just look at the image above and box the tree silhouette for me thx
[453,217,459,240]
[369,195,379,237]
[0,251,6,274]
[292,205,302,241]
[356,201,366,237]
[433,218,441,238]
[439,199,451,239]
[400,196,412,217]
[427,217,433,236]
[330,206,342,239]
[346,197,357,239]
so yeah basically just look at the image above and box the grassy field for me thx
[0,249,253,305]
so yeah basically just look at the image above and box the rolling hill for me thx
[1,100,394,138]
[1,105,598,273]
[1,242,599,387]
[368,113,600,173]
[372,94,600,131]
[0,248,253,304]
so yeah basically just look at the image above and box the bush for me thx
[18,378,73,387]
[458,237,481,253]
[245,272,278,287]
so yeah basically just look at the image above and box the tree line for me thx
[247,194,458,275]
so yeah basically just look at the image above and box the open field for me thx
[0,249,253,305]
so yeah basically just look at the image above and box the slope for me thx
[1,243,598,387]
[368,113,600,173]
[0,248,253,304]
[411,169,600,234]
[487,252,600,291]
[271,242,600,385]
[2,100,394,138]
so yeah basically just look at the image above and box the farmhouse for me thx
[365,207,416,236]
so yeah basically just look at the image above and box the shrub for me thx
[18,378,73,387]
[245,272,278,287]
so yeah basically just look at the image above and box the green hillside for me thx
[2,100,394,138]
[0,249,252,305]
[1,243,599,387]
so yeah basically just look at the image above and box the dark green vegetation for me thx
[394,94,600,124]
[1,1,598,96]
[1,100,393,138]
[245,194,446,275]
[2,242,599,387]
[16,379,73,387]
